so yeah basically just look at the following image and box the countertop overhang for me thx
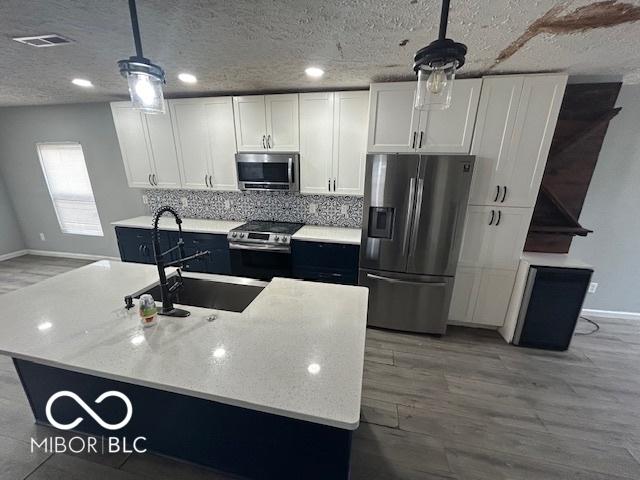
[0,261,368,430]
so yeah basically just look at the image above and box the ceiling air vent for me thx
[12,34,73,47]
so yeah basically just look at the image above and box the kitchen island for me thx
[0,261,368,479]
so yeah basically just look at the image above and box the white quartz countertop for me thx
[112,216,243,235]
[520,252,592,269]
[112,216,362,245]
[0,261,368,430]
[292,225,361,245]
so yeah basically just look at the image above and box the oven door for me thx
[229,243,292,281]
[236,153,299,192]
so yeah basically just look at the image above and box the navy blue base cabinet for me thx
[115,227,230,275]
[292,241,359,285]
[14,359,353,480]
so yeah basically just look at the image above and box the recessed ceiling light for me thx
[71,78,93,88]
[178,73,197,84]
[305,67,324,78]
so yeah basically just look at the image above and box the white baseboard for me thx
[0,249,29,262]
[25,249,120,262]
[581,308,640,321]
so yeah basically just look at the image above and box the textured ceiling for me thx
[1,0,640,106]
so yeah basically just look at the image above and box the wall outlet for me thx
[588,282,598,293]
[224,200,231,210]
[142,195,148,205]
[309,203,317,214]
[341,205,349,215]
[39,232,46,242]
[181,197,188,208]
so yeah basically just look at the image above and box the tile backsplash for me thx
[144,190,364,228]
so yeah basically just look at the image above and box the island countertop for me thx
[0,261,368,430]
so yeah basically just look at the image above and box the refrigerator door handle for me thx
[366,273,446,287]
[408,177,425,257]
[402,178,417,256]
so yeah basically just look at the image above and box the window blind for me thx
[36,143,104,236]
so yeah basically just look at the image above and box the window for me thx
[36,143,103,236]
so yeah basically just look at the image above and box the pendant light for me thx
[117,0,166,114]
[413,0,467,111]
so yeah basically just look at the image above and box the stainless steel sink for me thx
[135,274,267,313]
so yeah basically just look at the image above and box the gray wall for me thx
[570,84,640,313]
[0,172,24,256]
[0,103,145,258]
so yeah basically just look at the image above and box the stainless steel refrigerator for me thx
[359,154,475,334]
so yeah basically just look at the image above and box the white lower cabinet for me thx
[458,205,533,270]
[449,267,516,327]
[299,91,368,195]
[473,269,518,326]
[449,267,481,324]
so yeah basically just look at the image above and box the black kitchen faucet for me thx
[150,206,210,317]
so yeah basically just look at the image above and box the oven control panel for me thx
[227,231,291,244]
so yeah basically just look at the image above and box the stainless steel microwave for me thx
[235,153,300,192]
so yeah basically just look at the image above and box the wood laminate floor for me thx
[1,255,639,479]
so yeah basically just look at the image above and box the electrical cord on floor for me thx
[575,316,600,335]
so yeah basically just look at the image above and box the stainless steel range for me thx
[227,221,304,280]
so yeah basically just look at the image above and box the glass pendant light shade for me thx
[412,0,467,111]
[126,71,165,114]
[118,0,166,115]
[415,60,457,111]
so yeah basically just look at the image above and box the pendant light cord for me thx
[128,0,144,58]
[438,0,450,40]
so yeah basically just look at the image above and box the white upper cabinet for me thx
[265,94,299,151]
[203,97,238,190]
[233,94,299,152]
[458,205,533,270]
[332,91,369,195]
[469,74,567,207]
[367,83,420,152]
[299,92,334,194]
[170,99,210,190]
[299,91,368,196]
[418,78,482,153]
[170,97,238,191]
[111,101,181,189]
[144,111,183,189]
[233,96,267,151]
[367,79,481,154]
[502,75,567,207]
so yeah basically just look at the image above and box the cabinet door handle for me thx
[267,134,272,149]
[262,135,266,149]
[204,174,209,187]
[209,175,213,188]
[412,131,417,149]
[501,185,507,203]
[152,174,157,186]
[138,244,143,256]
[494,185,501,202]
[333,178,336,191]
[496,210,502,226]
[489,209,495,225]
[419,131,424,149]
[148,174,153,186]
[328,179,331,192]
